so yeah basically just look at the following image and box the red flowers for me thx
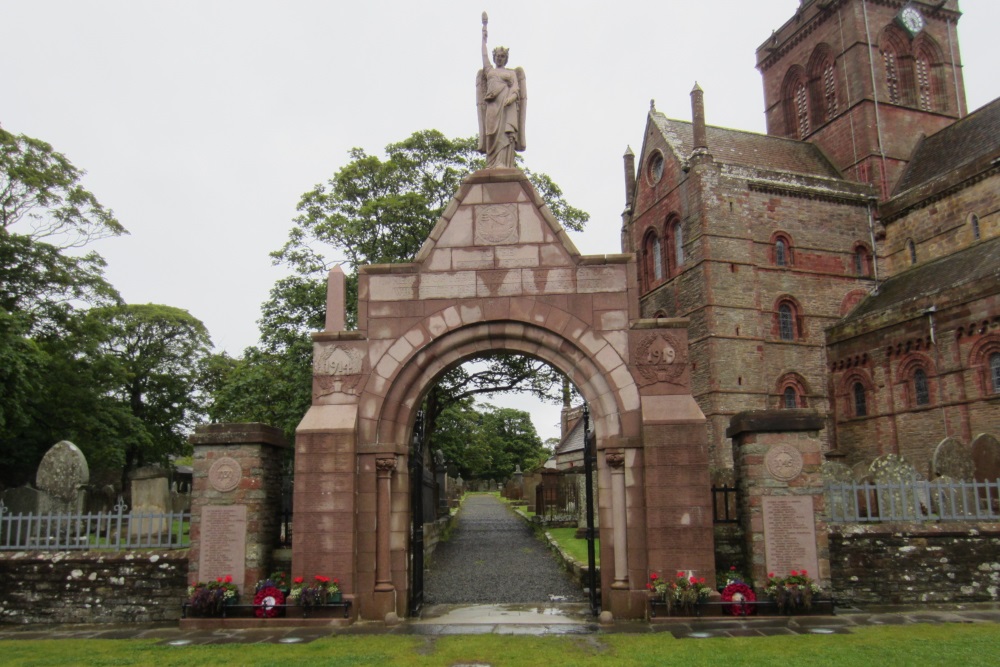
[293,576,304,585]
[650,573,659,580]
[215,575,233,584]
[315,575,331,584]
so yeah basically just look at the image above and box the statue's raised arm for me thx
[476,12,526,169]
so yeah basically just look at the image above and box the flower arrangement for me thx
[287,574,341,606]
[764,569,821,613]
[255,571,290,594]
[187,575,239,616]
[716,566,756,616]
[647,571,711,614]
[253,584,285,618]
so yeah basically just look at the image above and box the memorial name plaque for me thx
[762,496,819,577]
[198,505,247,591]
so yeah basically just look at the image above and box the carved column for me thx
[606,451,629,589]
[375,456,397,592]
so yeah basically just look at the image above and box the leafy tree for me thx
[84,304,213,489]
[432,402,546,481]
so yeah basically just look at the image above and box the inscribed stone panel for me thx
[496,246,539,268]
[474,204,519,245]
[577,265,626,293]
[762,496,819,578]
[477,269,523,297]
[419,272,477,300]
[369,275,417,301]
[522,268,575,294]
[452,248,495,270]
[199,505,247,590]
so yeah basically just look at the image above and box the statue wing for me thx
[476,69,487,153]
[515,67,527,151]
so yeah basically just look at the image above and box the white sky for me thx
[3,1,997,443]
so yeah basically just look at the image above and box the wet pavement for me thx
[1,602,1000,643]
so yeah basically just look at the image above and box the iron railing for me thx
[0,497,190,550]
[826,478,1000,522]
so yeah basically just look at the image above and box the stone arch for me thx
[364,315,638,448]
[781,65,810,138]
[879,24,915,106]
[912,33,947,111]
[806,43,838,124]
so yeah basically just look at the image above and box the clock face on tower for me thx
[900,6,925,35]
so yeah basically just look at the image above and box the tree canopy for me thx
[432,402,548,481]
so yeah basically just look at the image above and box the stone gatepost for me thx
[188,423,289,596]
[726,410,830,592]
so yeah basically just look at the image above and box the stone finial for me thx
[649,99,656,112]
[623,146,636,210]
[325,265,347,331]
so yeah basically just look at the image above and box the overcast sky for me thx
[3,1,997,443]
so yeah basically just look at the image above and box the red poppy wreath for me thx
[254,586,285,618]
[720,582,756,616]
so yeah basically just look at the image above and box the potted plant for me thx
[647,572,711,615]
[186,575,239,616]
[764,569,821,613]
[288,575,341,606]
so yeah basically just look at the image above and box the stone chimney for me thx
[691,82,707,156]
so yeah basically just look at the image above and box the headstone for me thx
[870,454,924,518]
[972,434,1000,482]
[35,441,89,510]
[932,437,974,480]
[821,461,854,520]
[129,465,171,536]
[0,485,50,516]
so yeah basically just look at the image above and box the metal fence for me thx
[0,498,190,551]
[826,478,1000,523]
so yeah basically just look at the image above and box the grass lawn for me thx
[546,526,600,566]
[2,624,999,666]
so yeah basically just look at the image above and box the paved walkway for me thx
[422,494,584,604]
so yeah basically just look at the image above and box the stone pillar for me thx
[188,423,288,595]
[374,456,397,592]
[607,451,629,589]
[726,410,830,593]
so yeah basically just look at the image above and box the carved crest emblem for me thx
[208,457,242,493]
[634,332,685,384]
[765,444,804,482]
[475,203,519,244]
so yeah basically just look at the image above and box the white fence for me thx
[0,498,190,550]
[826,478,1000,522]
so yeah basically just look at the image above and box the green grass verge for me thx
[3,624,1000,666]
[546,526,600,567]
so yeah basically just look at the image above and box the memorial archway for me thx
[292,168,714,621]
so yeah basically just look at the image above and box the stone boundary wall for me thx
[0,550,187,624]
[830,524,1000,604]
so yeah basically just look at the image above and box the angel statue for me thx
[477,12,526,169]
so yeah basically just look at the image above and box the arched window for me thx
[853,382,868,417]
[781,67,809,139]
[914,368,930,406]
[991,353,1000,394]
[673,221,684,268]
[854,245,872,277]
[971,214,981,241]
[783,386,799,409]
[776,239,788,266]
[795,82,810,137]
[652,237,663,280]
[644,231,663,286]
[908,239,917,265]
[779,304,795,341]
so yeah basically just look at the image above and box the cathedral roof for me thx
[650,112,843,179]
[894,97,1000,195]
[839,236,1000,326]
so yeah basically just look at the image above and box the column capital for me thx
[376,456,398,474]
[605,451,626,469]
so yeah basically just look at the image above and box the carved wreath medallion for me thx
[208,456,243,493]
[765,444,804,482]
[475,204,519,244]
[634,332,685,384]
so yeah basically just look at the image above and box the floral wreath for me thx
[254,585,285,618]
[720,582,756,616]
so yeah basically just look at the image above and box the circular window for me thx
[647,151,664,184]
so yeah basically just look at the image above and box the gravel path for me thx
[423,494,584,604]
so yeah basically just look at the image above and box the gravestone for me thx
[932,437,974,480]
[821,461,854,520]
[129,466,171,536]
[972,434,1000,482]
[870,454,924,518]
[35,441,89,512]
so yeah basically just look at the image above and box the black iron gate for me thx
[409,411,425,616]
[582,404,601,616]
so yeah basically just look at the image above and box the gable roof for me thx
[894,97,1000,195]
[839,236,1000,326]
[649,112,843,179]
